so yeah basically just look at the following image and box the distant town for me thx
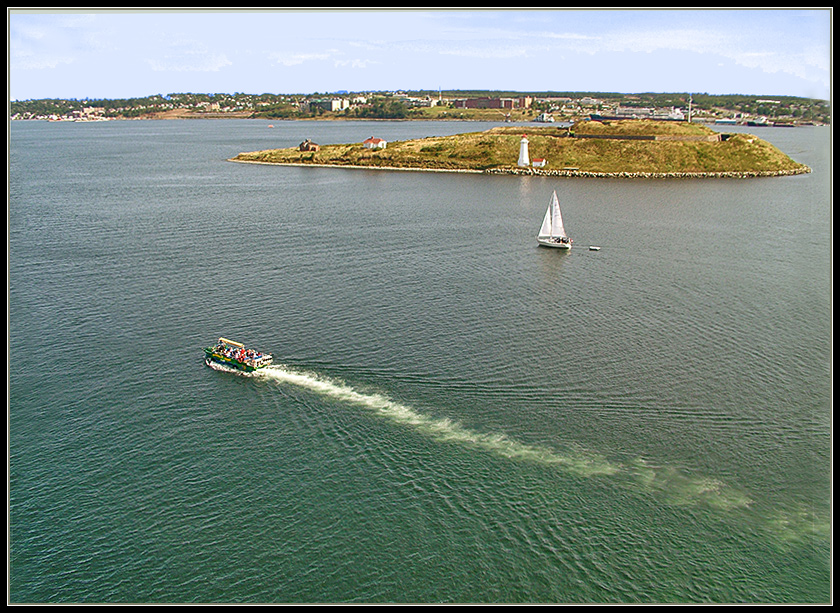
[9,90,830,127]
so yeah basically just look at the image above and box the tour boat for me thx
[204,337,273,372]
[537,190,572,249]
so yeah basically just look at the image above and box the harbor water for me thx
[9,119,831,603]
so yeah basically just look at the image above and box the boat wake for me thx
[236,363,804,527]
[207,360,828,538]
[256,363,617,477]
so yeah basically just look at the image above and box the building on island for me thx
[363,137,387,149]
[299,139,320,152]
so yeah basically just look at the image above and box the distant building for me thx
[455,97,510,109]
[299,139,320,152]
[309,98,349,112]
[591,106,687,122]
[363,137,387,149]
[532,158,546,168]
[578,97,602,106]
[453,96,531,110]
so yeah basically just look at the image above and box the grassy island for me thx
[231,120,810,179]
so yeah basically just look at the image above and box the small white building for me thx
[532,158,546,168]
[363,137,387,149]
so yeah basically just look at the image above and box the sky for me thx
[8,8,832,101]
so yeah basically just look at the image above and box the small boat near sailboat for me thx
[537,190,572,249]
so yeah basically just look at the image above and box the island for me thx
[230,120,810,179]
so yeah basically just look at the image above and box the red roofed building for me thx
[363,137,387,149]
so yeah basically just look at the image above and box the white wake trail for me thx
[226,363,776,522]
[257,364,618,477]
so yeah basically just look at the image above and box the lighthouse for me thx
[518,134,530,167]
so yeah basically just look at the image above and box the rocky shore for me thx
[230,158,811,179]
[484,166,812,179]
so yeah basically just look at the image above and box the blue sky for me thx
[8,9,831,101]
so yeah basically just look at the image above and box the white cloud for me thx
[148,52,232,73]
[271,52,335,67]
[334,59,377,69]
[145,36,232,72]
[439,45,531,60]
[9,49,75,71]
[8,9,831,100]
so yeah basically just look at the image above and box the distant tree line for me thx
[349,99,409,119]
[10,91,830,124]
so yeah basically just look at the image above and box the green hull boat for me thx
[204,337,273,372]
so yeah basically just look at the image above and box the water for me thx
[9,119,831,603]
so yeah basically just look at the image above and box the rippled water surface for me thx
[9,120,831,603]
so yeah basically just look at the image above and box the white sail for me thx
[539,205,553,238]
[538,191,566,239]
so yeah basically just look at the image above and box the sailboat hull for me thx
[537,237,571,249]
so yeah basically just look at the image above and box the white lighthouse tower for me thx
[518,134,530,167]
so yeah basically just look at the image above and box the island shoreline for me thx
[228,157,811,179]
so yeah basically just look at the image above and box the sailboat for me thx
[537,190,572,249]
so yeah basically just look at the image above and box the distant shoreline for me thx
[16,115,824,128]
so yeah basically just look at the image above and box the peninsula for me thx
[230,120,810,179]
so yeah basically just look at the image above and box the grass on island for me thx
[232,120,809,175]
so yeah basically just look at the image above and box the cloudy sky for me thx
[8,9,831,101]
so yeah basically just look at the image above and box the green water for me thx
[9,120,831,603]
